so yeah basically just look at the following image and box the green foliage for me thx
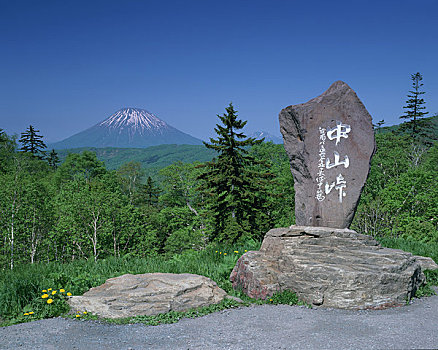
[414,284,436,298]
[55,150,107,185]
[352,131,437,242]
[55,144,216,175]
[46,149,60,169]
[0,242,257,324]
[377,237,438,266]
[19,125,47,160]
[267,290,300,305]
[116,161,144,205]
[198,103,273,243]
[0,129,17,173]
[414,271,438,298]
[0,102,437,326]
[424,270,438,286]
[400,72,429,140]
[92,298,244,326]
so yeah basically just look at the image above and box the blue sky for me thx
[1,0,437,143]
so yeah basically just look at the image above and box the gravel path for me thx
[1,294,438,350]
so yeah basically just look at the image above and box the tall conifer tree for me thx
[400,72,428,139]
[19,125,47,159]
[198,103,271,242]
[47,149,60,169]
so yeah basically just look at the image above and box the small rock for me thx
[414,255,438,271]
[68,273,227,319]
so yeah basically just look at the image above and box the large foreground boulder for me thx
[68,273,228,318]
[230,226,425,309]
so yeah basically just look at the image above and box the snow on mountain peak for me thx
[99,108,168,132]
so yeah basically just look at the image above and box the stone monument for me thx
[230,81,426,309]
[279,80,375,228]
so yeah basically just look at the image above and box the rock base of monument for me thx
[230,226,425,309]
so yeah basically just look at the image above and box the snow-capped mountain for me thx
[249,131,283,144]
[98,108,168,132]
[50,108,203,149]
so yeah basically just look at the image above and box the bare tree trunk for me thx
[9,186,18,270]
[10,210,14,270]
[30,207,38,264]
[87,210,101,262]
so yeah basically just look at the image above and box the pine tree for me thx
[47,149,60,169]
[19,125,47,159]
[137,176,161,206]
[373,120,385,134]
[400,72,428,139]
[197,103,272,243]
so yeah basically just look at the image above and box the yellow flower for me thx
[48,288,52,291]
[42,290,47,293]
[215,251,218,253]
[41,294,49,299]
[52,290,57,295]
[244,250,247,252]
[76,314,81,318]
[219,252,222,254]
[269,299,273,302]
[29,312,34,315]
[60,289,65,293]
[224,253,227,256]
[67,292,72,296]
[83,311,87,314]
[47,299,53,304]
[24,313,29,316]
[234,251,238,253]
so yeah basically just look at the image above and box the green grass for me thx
[2,236,437,327]
[377,236,438,263]
[377,237,438,298]
[65,298,247,326]
[0,242,261,326]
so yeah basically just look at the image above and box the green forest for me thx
[0,90,437,324]
[1,115,437,269]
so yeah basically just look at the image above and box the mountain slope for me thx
[377,114,438,142]
[55,144,216,177]
[50,108,203,149]
[249,131,283,144]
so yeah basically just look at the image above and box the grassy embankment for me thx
[1,238,437,327]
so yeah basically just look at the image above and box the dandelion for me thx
[224,253,227,256]
[29,312,34,315]
[52,290,57,295]
[234,251,238,253]
[244,250,247,252]
[219,252,222,254]
[48,288,52,291]
[60,289,65,293]
[269,299,273,302]
[24,313,29,316]
[47,299,53,304]
[41,294,49,299]
[42,290,47,292]
[67,292,72,296]
[83,311,87,314]
[76,314,81,318]
[215,251,218,253]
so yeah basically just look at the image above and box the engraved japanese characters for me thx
[279,81,375,228]
[230,82,424,309]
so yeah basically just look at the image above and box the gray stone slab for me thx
[279,81,375,228]
[230,226,425,309]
